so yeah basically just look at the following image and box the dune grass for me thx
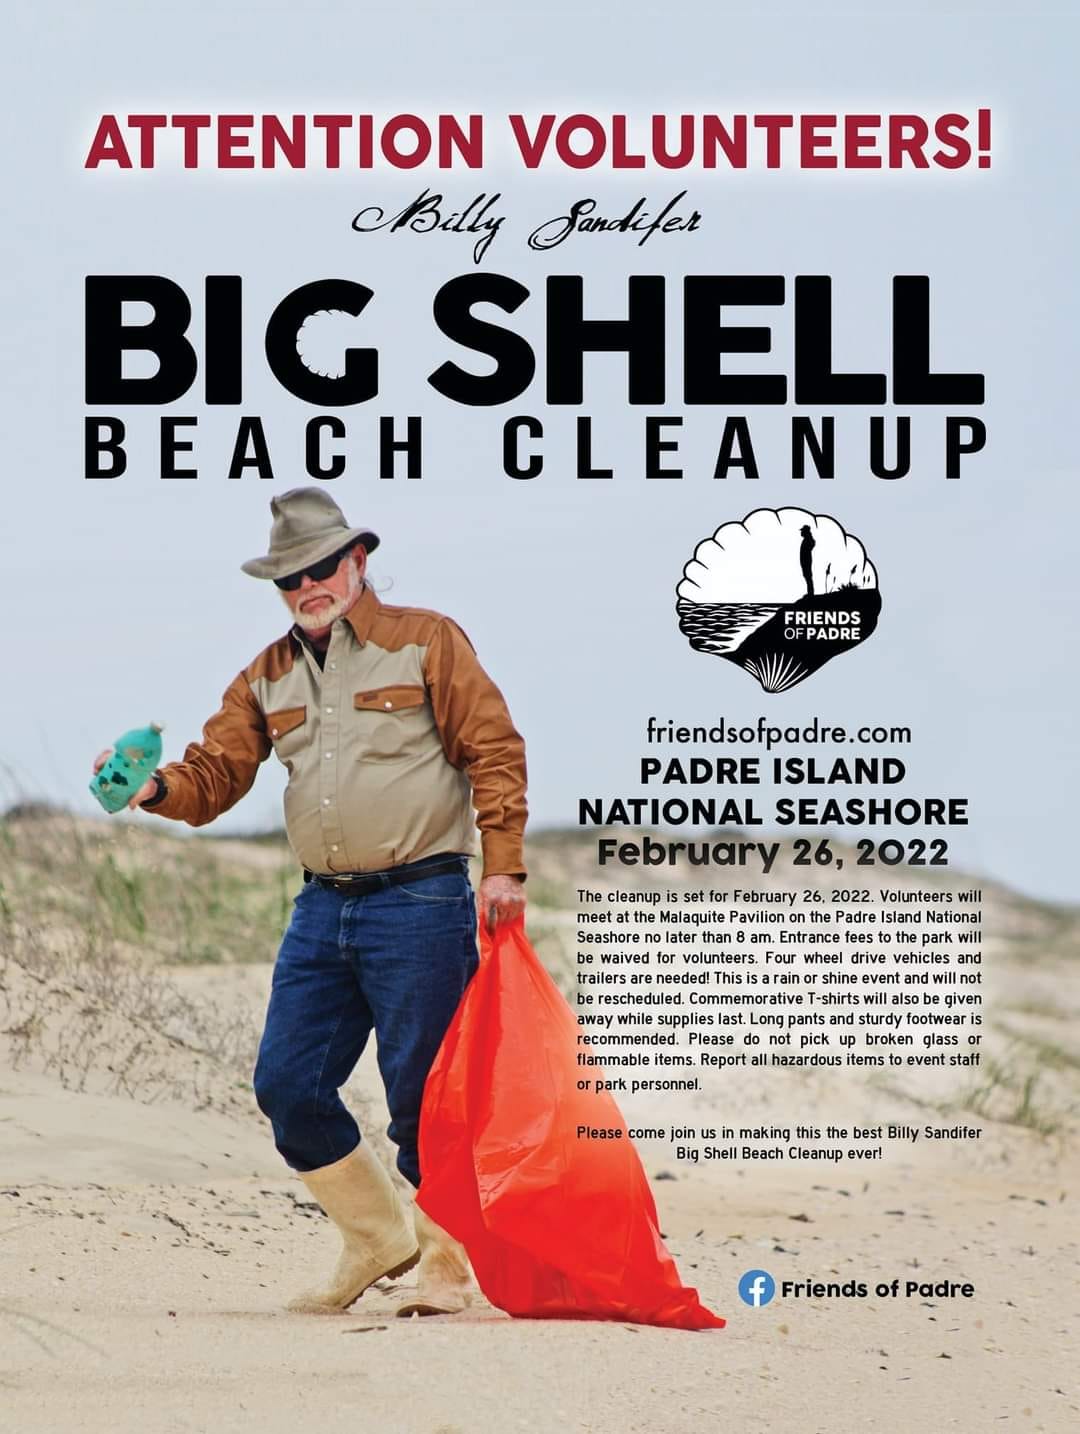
[0,810,297,966]
[0,811,269,1101]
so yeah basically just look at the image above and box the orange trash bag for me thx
[416,917,725,1330]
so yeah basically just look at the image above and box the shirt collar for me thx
[289,625,326,660]
[344,582,380,646]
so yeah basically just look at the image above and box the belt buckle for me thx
[333,872,374,894]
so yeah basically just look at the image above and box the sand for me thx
[2,956,1076,1434]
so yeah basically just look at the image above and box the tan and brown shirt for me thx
[150,585,527,877]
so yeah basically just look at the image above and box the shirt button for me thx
[329,662,337,671]
[384,701,392,709]
[325,751,334,760]
[322,798,331,806]
[271,728,279,737]
[331,844,339,852]
[325,707,333,714]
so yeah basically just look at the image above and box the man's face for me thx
[280,546,368,638]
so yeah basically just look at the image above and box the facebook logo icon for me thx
[738,1270,777,1308]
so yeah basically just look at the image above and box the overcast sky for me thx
[3,3,1077,900]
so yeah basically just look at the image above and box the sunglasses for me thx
[274,545,356,592]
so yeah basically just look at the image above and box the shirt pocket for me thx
[353,684,429,763]
[266,705,308,763]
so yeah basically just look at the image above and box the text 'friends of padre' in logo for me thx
[676,508,881,694]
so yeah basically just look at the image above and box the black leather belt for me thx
[303,855,467,895]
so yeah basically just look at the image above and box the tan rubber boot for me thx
[287,1143,420,1314]
[396,1205,472,1317]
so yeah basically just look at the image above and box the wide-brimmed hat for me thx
[241,488,380,580]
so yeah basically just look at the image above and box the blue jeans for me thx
[253,856,478,1187]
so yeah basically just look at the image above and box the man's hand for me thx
[92,750,157,811]
[478,874,526,932]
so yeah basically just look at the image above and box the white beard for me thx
[287,567,363,632]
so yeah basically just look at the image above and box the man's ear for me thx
[353,545,368,582]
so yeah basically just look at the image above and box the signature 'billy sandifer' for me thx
[351,190,505,263]
[350,189,703,264]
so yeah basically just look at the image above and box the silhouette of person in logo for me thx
[799,525,816,597]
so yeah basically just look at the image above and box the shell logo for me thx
[676,508,881,693]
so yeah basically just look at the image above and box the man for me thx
[799,524,816,598]
[95,487,527,1317]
